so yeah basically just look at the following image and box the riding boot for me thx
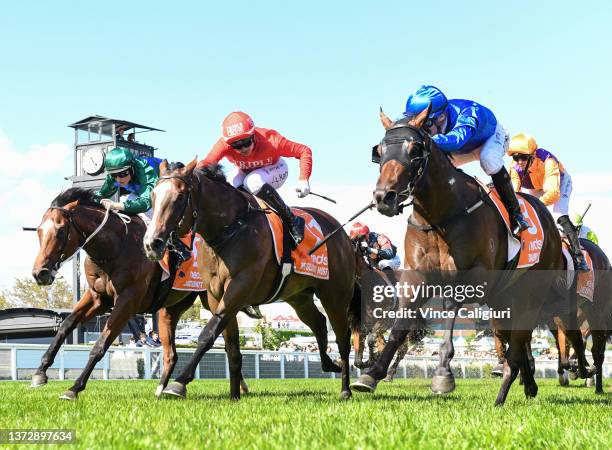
[557,215,589,272]
[257,183,305,245]
[491,167,530,235]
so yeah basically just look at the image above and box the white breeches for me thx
[227,158,289,194]
[378,255,401,271]
[522,172,572,221]
[450,123,509,175]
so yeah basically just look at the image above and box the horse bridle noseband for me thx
[157,174,199,254]
[47,207,89,272]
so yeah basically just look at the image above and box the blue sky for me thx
[1,1,611,288]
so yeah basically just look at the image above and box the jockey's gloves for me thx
[100,199,125,211]
[296,179,311,198]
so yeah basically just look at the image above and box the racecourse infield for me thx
[0,379,610,450]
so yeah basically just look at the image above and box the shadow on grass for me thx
[545,394,611,406]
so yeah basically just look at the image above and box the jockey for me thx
[349,222,401,271]
[95,147,160,222]
[507,133,589,271]
[572,213,599,245]
[403,85,529,234]
[197,111,313,244]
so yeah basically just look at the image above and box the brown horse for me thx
[31,188,247,400]
[352,105,592,405]
[143,161,360,400]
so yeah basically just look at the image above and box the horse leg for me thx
[352,329,367,369]
[564,327,594,378]
[59,294,137,400]
[491,330,506,377]
[222,317,243,400]
[288,294,341,373]
[384,339,408,382]
[520,335,538,398]
[590,330,606,394]
[163,278,251,400]
[432,300,459,394]
[352,325,410,393]
[155,293,196,397]
[552,325,570,386]
[495,329,531,406]
[316,289,354,400]
[32,290,105,387]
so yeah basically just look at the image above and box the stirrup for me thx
[574,255,589,272]
[290,216,305,245]
[511,213,529,235]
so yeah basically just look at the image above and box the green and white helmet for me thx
[104,147,135,174]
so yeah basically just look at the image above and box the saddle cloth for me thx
[159,232,206,291]
[257,199,330,280]
[478,180,545,269]
[562,241,595,302]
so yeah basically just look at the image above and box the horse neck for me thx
[73,206,123,262]
[195,174,250,242]
[412,148,479,226]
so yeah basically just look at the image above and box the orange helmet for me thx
[349,222,370,240]
[507,133,537,156]
[221,111,255,144]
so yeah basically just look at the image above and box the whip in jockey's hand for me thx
[100,199,124,211]
[295,179,311,198]
[197,111,314,245]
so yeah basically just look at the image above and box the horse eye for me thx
[57,228,66,238]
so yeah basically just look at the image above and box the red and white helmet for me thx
[221,111,255,144]
[349,222,370,240]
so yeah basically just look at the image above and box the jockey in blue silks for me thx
[404,85,529,234]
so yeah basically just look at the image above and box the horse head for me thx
[373,105,434,216]
[144,158,199,261]
[32,199,82,286]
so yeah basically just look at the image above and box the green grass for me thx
[0,378,610,450]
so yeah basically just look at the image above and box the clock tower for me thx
[68,115,164,189]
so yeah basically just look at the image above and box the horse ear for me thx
[185,157,198,174]
[64,200,79,210]
[409,103,432,129]
[379,107,393,130]
[159,159,169,175]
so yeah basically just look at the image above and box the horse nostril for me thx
[33,268,51,285]
[151,238,166,255]
[383,191,397,206]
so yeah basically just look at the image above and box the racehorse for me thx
[143,161,360,400]
[351,105,592,405]
[31,187,248,400]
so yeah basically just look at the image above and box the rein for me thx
[48,206,131,274]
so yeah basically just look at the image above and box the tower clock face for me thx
[82,147,105,175]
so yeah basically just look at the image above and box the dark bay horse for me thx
[143,161,360,400]
[352,105,592,405]
[31,188,247,400]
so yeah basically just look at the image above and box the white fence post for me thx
[103,352,110,380]
[59,348,65,380]
[255,352,260,379]
[303,354,308,378]
[10,346,17,381]
[144,349,151,380]
[225,355,230,380]
[280,353,285,379]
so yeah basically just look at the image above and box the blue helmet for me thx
[403,85,448,119]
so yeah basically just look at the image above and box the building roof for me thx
[68,115,165,132]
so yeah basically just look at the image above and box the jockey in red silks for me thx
[197,112,313,244]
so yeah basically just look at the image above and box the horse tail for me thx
[348,282,362,332]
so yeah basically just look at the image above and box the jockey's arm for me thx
[432,125,475,153]
[509,166,521,192]
[540,158,561,206]
[273,133,313,181]
[196,140,226,169]
[369,234,395,260]
[122,163,157,214]
[94,175,118,202]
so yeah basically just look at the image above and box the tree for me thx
[4,277,73,309]
[181,301,202,322]
[254,322,282,350]
[0,291,11,310]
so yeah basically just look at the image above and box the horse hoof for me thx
[322,361,343,373]
[59,390,77,401]
[339,390,352,401]
[491,365,504,378]
[431,374,455,394]
[585,377,595,387]
[558,372,569,386]
[30,373,48,388]
[568,370,578,381]
[350,375,378,393]
[524,384,538,398]
[240,380,249,394]
[382,375,394,383]
[162,382,187,399]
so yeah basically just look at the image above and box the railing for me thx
[1,344,610,382]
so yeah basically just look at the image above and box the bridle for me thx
[378,122,434,209]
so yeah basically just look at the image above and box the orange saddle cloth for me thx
[159,232,206,291]
[487,188,545,269]
[562,241,595,302]
[256,199,330,280]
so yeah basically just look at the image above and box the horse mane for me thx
[196,163,229,185]
[50,187,100,208]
